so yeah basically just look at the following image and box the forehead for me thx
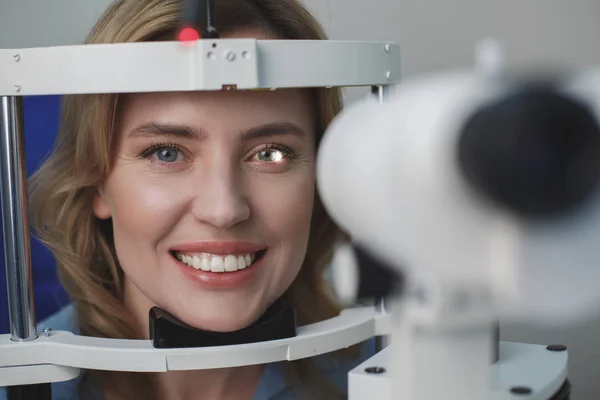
[118,89,315,131]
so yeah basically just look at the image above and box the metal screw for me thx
[13,53,21,62]
[384,44,390,53]
[14,84,21,93]
[365,366,386,374]
[386,71,392,79]
[43,328,52,337]
[226,51,236,61]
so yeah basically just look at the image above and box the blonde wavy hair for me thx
[30,0,356,398]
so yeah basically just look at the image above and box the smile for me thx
[171,249,267,273]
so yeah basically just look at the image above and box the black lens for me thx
[458,86,600,217]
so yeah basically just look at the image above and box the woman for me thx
[4,0,374,399]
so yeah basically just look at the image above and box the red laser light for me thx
[179,27,200,42]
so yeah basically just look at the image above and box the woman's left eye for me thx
[251,145,294,163]
[254,149,285,162]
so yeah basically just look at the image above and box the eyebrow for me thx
[128,123,198,139]
[128,122,306,140]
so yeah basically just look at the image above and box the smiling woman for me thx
[96,89,318,335]
[19,0,372,400]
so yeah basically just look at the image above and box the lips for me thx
[171,249,267,272]
[169,241,268,274]
[169,242,268,288]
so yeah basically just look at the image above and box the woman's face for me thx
[93,87,316,334]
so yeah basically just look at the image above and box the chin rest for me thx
[149,299,297,348]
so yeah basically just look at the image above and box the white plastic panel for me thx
[199,39,258,90]
[493,342,569,400]
[0,306,384,373]
[0,40,400,96]
[0,364,79,387]
[349,342,569,400]
[349,347,391,400]
[0,40,258,95]
[259,40,399,89]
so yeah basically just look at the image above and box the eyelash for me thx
[138,141,297,165]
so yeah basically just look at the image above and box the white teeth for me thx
[200,257,210,271]
[210,256,225,272]
[192,256,201,270]
[175,251,260,272]
[224,255,238,271]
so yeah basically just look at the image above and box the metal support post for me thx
[371,85,393,353]
[1,96,51,399]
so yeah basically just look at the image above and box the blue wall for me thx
[0,96,69,334]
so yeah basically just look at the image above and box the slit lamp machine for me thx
[2,1,600,399]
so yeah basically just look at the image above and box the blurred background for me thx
[2,0,600,397]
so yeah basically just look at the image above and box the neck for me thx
[150,365,265,400]
[101,366,265,400]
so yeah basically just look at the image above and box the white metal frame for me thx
[0,306,568,399]
[0,306,387,385]
[0,39,400,95]
[0,37,400,386]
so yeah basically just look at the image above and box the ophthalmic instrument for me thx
[2,2,597,399]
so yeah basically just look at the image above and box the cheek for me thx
[251,169,316,263]
[105,171,188,245]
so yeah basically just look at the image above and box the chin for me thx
[167,296,266,333]
[182,311,262,333]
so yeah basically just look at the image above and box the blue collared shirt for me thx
[1,305,375,399]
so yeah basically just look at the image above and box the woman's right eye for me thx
[152,147,184,163]
[139,143,186,165]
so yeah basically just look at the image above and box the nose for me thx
[190,168,251,229]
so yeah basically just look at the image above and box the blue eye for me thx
[148,147,184,163]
